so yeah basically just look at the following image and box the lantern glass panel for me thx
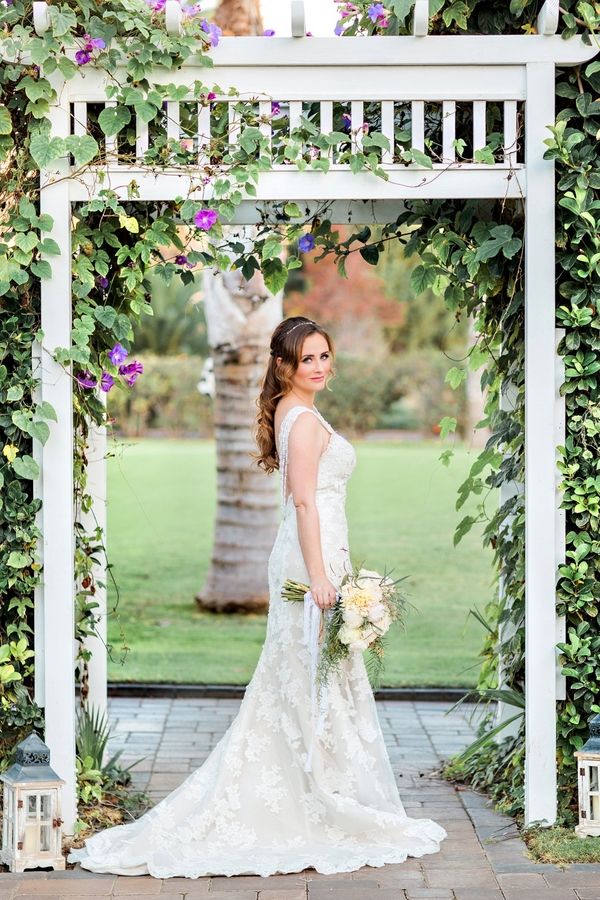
[23,823,37,853]
[40,824,51,852]
[590,766,599,793]
[40,794,51,819]
[27,795,37,818]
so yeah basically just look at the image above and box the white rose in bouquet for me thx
[357,568,383,603]
[368,602,387,623]
[338,625,362,646]
[349,637,371,651]
[343,607,364,628]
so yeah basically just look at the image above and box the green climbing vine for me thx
[0,0,598,830]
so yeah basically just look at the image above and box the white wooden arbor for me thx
[29,0,597,835]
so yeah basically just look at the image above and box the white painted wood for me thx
[72,102,86,138]
[166,100,180,144]
[288,101,302,134]
[38,73,77,836]
[80,395,108,724]
[351,100,364,152]
[381,101,394,165]
[165,0,182,35]
[58,66,527,102]
[524,61,557,828]
[258,100,272,155]
[198,104,211,166]
[442,100,456,163]
[555,328,566,702]
[411,101,424,152]
[412,0,429,36]
[473,100,486,152]
[504,100,518,167]
[32,1,49,35]
[70,166,526,203]
[537,0,559,35]
[291,0,306,37]
[319,100,332,136]
[136,116,149,160]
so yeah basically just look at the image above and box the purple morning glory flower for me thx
[76,370,97,389]
[334,24,344,35]
[109,343,128,366]
[146,0,166,10]
[263,29,275,36]
[96,275,109,290]
[100,372,115,393]
[298,234,315,253]
[175,254,194,268]
[200,19,222,47]
[119,360,144,386]
[75,49,92,66]
[86,36,106,50]
[368,3,386,22]
[341,112,351,132]
[181,3,201,15]
[271,101,281,117]
[193,208,218,231]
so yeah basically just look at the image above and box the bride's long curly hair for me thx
[254,316,334,474]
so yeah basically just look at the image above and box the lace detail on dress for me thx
[67,403,447,879]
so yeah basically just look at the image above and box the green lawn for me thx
[106,438,495,687]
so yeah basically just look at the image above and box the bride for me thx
[68,315,447,878]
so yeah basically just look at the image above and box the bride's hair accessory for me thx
[285,319,316,336]
[269,320,317,355]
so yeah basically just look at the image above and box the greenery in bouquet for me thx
[282,566,411,688]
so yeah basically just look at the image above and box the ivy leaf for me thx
[7,551,32,569]
[6,385,24,402]
[454,515,476,546]
[359,244,380,265]
[118,214,139,234]
[48,4,77,36]
[439,416,457,439]
[29,134,65,168]
[98,105,131,137]
[134,101,158,124]
[0,105,12,135]
[30,260,52,278]
[261,236,282,261]
[94,307,117,328]
[474,146,495,165]
[445,366,467,390]
[410,264,436,294]
[409,148,433,169]
[64,134,99,166]
[262,259,288,295]
[36,401,57,422]
[12,455,40,480]
[390,0,415,23]
[39,238,61,255]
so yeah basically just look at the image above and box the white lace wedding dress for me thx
[68,405,447,878]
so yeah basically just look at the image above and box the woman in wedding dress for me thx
[68,315,447,878]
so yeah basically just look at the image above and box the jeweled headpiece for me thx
[285,320,316,337]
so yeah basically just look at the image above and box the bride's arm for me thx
[287,414,338,611]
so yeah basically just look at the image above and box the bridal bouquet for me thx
[282,566,409,689]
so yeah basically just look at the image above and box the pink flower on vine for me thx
[194,208,218,230]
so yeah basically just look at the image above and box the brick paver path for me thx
[2,698,600,899]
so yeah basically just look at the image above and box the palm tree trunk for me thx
[197,266,283,612]
[196,1,279,612]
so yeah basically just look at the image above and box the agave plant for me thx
[76,704,144,783]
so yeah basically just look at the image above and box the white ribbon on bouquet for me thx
[302,590,337,773]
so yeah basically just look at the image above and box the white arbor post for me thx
[524,60,557,827]
[35,74,78,835]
